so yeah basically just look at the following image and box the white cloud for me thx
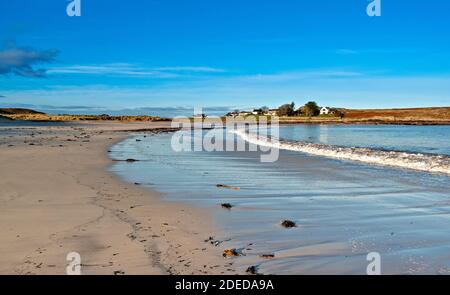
[47,63,178,78]
[47,64,225,77]
[335,49,359,55]
[236,70,364,83]
[152,66,225,73]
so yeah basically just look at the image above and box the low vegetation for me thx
[340,107,450,121]
[0,108,168,122]
[244,102,450,124]
[243,101,342,118]
[2,106,450,125]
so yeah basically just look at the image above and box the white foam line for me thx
[231,129,450,175]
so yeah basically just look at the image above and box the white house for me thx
[266,109,278,116]
[238,111,253,116]
[320,107,333,115]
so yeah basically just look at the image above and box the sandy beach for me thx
[0,121,235,275]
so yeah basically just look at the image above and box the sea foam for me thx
[231,129,450,175]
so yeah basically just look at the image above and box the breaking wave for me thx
[231,129,450,175]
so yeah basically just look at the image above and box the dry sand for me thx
[0,121,235,275]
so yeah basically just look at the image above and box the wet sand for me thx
[0,121,235,275]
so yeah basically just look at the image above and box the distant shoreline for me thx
[1,106,450,126]
[276,119,450,126]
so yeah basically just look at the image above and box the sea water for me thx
[110,124,450,274]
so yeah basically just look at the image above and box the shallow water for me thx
[233,127,450,175]
[278,124,450,155]
[110,125,450,274]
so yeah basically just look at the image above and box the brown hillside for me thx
[0,108,45,115]
[340,107,450,120]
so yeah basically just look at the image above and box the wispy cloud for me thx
[236,70,364,83]
[152,66,225,73]
[335,49,359,55]
[47,64,225,77]
[0,44,58,78]
[47,63,179,78]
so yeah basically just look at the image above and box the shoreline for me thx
[2,120,449,275]
[277,119,450,126]
[0,121,235,275]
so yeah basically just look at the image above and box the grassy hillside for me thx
[0,109,168,122]
[0,108,45,115]
[268,107,450,125]
[2,107,450,124]
[340,107,450,121]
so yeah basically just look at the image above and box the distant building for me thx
[226,108,278,117]
[320,107,335,115]
[238,111,252,116]
[225,110,253,117]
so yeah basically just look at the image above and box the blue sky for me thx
[1,0,450,116]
